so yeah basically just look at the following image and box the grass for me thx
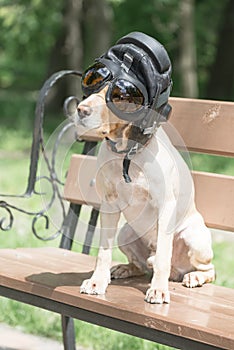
[0,97,234,350]
[191,153,234,176]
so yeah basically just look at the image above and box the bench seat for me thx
[0,246,233,350]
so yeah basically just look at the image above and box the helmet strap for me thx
[121,53,133,73]
[142,82,172,135]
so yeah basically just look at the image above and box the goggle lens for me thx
[82,62,110,92]
[82,63,146,114]
[111,79,144,112]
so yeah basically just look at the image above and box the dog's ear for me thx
[128,125,149,146]
[120,124,132,151]
[107,123,131,152]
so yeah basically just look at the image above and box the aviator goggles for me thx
[81,59,150,122]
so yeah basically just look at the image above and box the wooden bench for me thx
[0,96,234,350]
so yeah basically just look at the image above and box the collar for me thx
[105,137,141,155]
[105,131,153,183]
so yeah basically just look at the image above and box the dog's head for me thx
[74,32,172,144]
[77,85,130,140]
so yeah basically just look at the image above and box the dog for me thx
[74,83,215,304]
[72,32,215,303]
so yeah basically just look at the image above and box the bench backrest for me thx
[64,97,234,233]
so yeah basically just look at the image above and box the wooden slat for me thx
[64,154,234,232]
[0,247,233,349]
[165,97,234,156]
[80,97,234,156]
[64,154,100,208]
[192,171,234,231]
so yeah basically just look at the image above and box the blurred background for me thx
[1,0,234,112]
[0,1,234,350]
[1,0,234,175]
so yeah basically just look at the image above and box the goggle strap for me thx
[142,83,171,135]
[156,83,172,109]
[121,53,133,73]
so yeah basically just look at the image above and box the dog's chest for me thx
[98,159,151,208]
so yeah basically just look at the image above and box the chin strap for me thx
[122,142,139,183]
[105,137,141,183]
[123,156,132,183]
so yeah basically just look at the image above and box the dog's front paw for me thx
[145,287,170,304]
[80,277,109,295]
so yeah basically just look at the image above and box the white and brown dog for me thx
[74,32,215,303]
[74,85,215,304]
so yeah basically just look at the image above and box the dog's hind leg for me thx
[111,223,153,279]
[179,213,215,288]
[182,244,215,287]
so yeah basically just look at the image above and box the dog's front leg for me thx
[145,198,176,304]
[80,210,120,295]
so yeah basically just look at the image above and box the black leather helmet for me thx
[82,31,173,133]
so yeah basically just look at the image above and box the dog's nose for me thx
[77,105,92,119]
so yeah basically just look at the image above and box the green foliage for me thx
[213,241,234,288]
[0,0,63,89]
[110,0,179,42]
[0,91,35,154]
[0,0,231,105]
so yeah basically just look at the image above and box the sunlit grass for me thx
[191,153,234,176]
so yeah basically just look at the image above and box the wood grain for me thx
[0,247,233,349]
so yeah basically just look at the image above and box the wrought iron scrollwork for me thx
[0,70,83,240]
[0,201,14,231]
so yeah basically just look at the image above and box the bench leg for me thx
[59,204,80,349]
[61,315,76,350]
[82,208,99,254]
[60,203,81,250]
[59,142,98,349]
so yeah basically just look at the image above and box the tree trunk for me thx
[205,0,234,101]
[46,0,113,111]
[46,0,84,110]
[178,0,198,98]
[82,0,113,67]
